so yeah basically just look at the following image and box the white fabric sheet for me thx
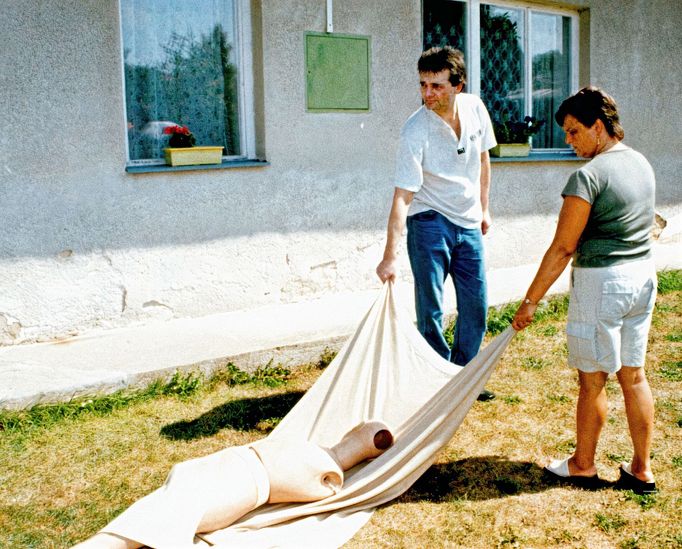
[201,283,515,547]
[101,283,514,547]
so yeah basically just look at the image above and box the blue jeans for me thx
[406,210,488,366]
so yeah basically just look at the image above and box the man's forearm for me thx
[480,151,491,211]
[376,188,414,281]
[383,195,410,259]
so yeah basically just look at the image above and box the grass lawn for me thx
[1,271,680,548]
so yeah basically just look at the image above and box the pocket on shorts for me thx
[632,278,656,317]
[599,280,635,320]
[566,321,597,363]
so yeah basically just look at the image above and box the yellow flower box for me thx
[164,146,224,167]
[490,143,531,158]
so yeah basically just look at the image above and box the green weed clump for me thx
[657,269,682,294]
[659,360,682,382]
[161,371,202,398]
[606,452,626,463]
[250,362,291,387]
[211,363,252,386]
[485,302,517,335]
[521,356,547,370]
[317,346,338,369]
[594,513,627,533]
[624,491,657,510]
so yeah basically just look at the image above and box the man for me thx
[376,46,497,401]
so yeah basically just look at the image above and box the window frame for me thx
[433,0,580,153]
[118,0,257,167]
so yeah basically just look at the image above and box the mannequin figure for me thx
[72,421,393,549]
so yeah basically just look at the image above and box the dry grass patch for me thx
[1,275,680,548]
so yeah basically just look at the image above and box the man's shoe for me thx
[477,389,496,401]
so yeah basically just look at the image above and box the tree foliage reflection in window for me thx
[122,1,241,163]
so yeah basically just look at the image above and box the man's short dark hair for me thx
[418,46,467,87]
[555,86,625,139]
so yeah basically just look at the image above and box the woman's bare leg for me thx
[569,370,608,476]
[617,365,655,481]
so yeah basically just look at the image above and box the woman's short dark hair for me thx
[418,46,467,87]
[555,86,625,139]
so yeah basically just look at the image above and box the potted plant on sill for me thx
[163,125,224,166]
[490,116,545,157]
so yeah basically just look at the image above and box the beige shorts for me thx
[566,259,656,374]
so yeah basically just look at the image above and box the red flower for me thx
[164,124,196,147]
[163,125,192,136]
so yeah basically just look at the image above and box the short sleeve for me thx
[562,168,600,204]
[477,99,497,151]
[394,125,424,192]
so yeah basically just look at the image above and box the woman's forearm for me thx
[512,196,591,331]
[524,243,574,303]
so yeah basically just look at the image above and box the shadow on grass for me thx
[400,455,608,502]
[160,391,305,441]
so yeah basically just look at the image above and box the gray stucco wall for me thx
[588,0,681,208]
[1,0,680,345]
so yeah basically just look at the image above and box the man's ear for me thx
[592,118,606,135]
[454,82,465,93]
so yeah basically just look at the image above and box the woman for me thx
[512,86,658,494]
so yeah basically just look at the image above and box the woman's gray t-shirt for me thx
[562,144,655,268]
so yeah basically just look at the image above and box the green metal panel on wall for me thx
[305,32,370,112]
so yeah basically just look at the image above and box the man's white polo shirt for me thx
[394,93,496,229]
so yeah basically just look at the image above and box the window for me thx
[424,0,578,151]
[120,0,255,165]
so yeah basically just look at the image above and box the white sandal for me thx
[543,457,601,489]
[545,458,570,477]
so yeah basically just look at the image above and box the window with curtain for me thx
[120,0,252,164]
[424,1,576,151]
